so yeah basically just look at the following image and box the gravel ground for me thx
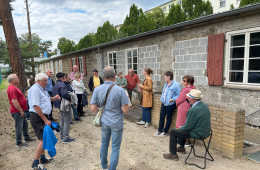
[1,90,260,170]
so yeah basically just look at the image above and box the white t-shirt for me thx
[72,80,85,94]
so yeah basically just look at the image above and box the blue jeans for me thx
[158,103,176,134]
[11,112,29,144]
[100,123,123,170]
[142,107,151,123]
[71,104,78,120]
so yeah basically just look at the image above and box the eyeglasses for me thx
[182,80,186,82]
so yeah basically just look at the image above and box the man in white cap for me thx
[163,89,211,161]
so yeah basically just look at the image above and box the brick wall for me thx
[151,94,245,159]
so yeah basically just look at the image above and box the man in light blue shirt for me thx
[91,66,130,170]
[45,69,55,121]
[28,73,60,170]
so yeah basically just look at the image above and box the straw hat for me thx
[186,89,203,99]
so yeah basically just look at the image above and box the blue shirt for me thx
[91,81,129,129]
[192,101,201,107]
[46,78,53,92]
[160,81,181,106]
[28,83,52,115]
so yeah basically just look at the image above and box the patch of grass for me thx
[0,79,8,90]
[12,133,15,139]
[154,125,157,129]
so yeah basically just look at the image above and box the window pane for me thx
[133,50,137,57]
[250,32,260,45]
[230,60,244,70]
[249,59,260,70]
[127,51,131,58]
[231,34,245,46]
[133,64,137,71]
[230,47,244,58]
[133,56,137,63]
[248,72,260,83]
[113,57,117,65]
[229,72,243,82]
[113,53,116,59]
[109,54,112,64]
[249,45,260,58]
[128,64,131,69]
[114,65,117,72]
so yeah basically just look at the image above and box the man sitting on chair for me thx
[163,89,211,161]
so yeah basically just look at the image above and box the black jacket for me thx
[52,80,71,108]
[88,76,103,92]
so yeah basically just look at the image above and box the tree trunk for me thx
[0,0,28,93]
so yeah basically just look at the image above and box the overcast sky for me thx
[0,0,169,51]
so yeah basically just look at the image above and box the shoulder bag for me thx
[92,84,115,127]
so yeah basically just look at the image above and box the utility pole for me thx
[25,0,35,77]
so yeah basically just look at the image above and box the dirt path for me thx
[0,90,260,170]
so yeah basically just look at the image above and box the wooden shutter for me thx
[83,56,87,76]
[70,58,73,72]
[75,57,79,69]
[207,33,224,86]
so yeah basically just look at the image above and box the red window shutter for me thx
[70,58,73,72]
[75,57,79,70]
[83,56,87,76]
[207,33,224,86]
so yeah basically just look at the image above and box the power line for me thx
[30,0,46,13]
[29,0,37,6]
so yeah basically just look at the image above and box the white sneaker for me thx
[154,131,161,136]
[144,122,150,128]
[159,132,167,137]
[137,120,145,125]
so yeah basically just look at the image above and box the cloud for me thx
[0,0,169,51]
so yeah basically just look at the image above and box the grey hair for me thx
[103,66,115,79]
[7,74,17,83]
[35,73,48,81]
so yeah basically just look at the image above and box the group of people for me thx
[6,64,211,170]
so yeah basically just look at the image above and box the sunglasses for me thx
[182,80,186,82]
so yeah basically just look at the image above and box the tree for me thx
[137,9,156,33]
[77,33,96,50]
[0,0,27,92]
[0,38,9,64]
[95,21,117,44]
[164,4,186,26]
[120,4,141,37]
[146,7,165,29]
[120,4,156,37]
[240,0,260,7]
[182,0,213,20]
[57,37,76,54]
[18,33,52,76]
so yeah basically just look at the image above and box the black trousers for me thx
[169,128,190,155]
[158,103,176,133]
[76,94,83,115]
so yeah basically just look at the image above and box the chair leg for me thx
[185,139,214,169]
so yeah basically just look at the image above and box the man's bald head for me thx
[73,65,79,72]
[128,68,134,76]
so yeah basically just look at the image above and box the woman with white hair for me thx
[72,72,86,116]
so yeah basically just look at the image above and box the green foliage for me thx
[0,38,9,65]
[230,4,235,10]
[240,0,260,7]
[77,33,96,50]
[120,4,156,37]
[57,37,76,54]
[95,21,117,44]
[146,7,165,29]
[182,0,213,20]
[0,79,8,90]
[164,4,186,26]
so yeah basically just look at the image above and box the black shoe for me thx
[63,138,75,144]
[31,163,47,170]
[25,137,36,142]
[177,146,186,154]
[15,143,28,148]
[74,117,80,121]
[40,157,54,164]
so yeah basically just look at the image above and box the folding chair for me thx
[184,130,214,169]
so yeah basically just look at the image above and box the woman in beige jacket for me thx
[137,68,153,127]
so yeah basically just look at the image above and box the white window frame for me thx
[220,0,226,8]
[225,27,260,86]
[107,51,117,73]
[78,57,84,75]
[71,58,76,66]
[125,48,138,74]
